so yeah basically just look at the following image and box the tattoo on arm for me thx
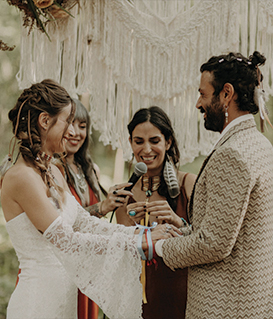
[85,203,104,218]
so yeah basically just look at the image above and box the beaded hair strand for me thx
[7,79,75,201]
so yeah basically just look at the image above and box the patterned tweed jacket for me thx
[162,117,273,319]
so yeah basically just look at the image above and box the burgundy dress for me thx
[142,174,189,319]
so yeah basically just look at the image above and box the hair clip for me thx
[236,58,243,62]
[247,61,252,65]
[218,58,225,63]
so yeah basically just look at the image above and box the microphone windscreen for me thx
[134,162,147,176]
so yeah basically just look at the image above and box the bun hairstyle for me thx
[8,79,75,199]
[200,51,266,114]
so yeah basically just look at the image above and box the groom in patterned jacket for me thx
[156,51,273,318]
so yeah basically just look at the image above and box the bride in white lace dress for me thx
[1,80,177,319]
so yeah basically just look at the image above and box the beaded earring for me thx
[224,104,229,123]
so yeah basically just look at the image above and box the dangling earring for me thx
[224,104,229,123]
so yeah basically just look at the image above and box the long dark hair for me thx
[128,106,180,210]
[61,99,106,200]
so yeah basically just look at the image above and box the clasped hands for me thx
[129,201,183,258]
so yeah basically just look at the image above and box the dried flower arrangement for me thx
[6,0,78,40]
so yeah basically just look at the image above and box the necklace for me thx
[68,163,88,194]
[141,175,161,227]
[141,175,161,199]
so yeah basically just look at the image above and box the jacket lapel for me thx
[188,118,256,223]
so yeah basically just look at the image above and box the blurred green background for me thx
[1,1,273,318]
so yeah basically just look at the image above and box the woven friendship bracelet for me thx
[136,222,157,261]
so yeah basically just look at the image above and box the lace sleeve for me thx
[73,199,136,237]
[44,216,142,319]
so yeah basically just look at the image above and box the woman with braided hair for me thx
[1,79,179,319]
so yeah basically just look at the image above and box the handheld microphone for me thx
[110,162,147,222]
[124,162,147,192]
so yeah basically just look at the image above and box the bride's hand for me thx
[141,223,182,252]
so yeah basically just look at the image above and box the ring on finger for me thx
[129,210,136,217]
[113,190,118,195]
[115,198,121,203]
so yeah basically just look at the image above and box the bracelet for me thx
[180,217,188,227]
[136,222,157,261]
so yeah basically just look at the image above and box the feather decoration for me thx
[163,156,180,198]
[254,86,273,132]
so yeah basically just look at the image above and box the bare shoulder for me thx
[1,162,60,230]
[1,163,47,221]
[177,171,196,199]
[2,163,43,194]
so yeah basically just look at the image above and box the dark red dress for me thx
[70,185,99,319]
[142,175,189,319]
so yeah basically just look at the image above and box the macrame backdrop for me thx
[17,0,273,164]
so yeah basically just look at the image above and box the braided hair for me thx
[8,79,75,197]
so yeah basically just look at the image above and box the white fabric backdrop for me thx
[17,0,273,163]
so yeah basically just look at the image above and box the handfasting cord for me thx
[136,222,157,261]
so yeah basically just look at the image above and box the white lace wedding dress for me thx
[6,192,142,319]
